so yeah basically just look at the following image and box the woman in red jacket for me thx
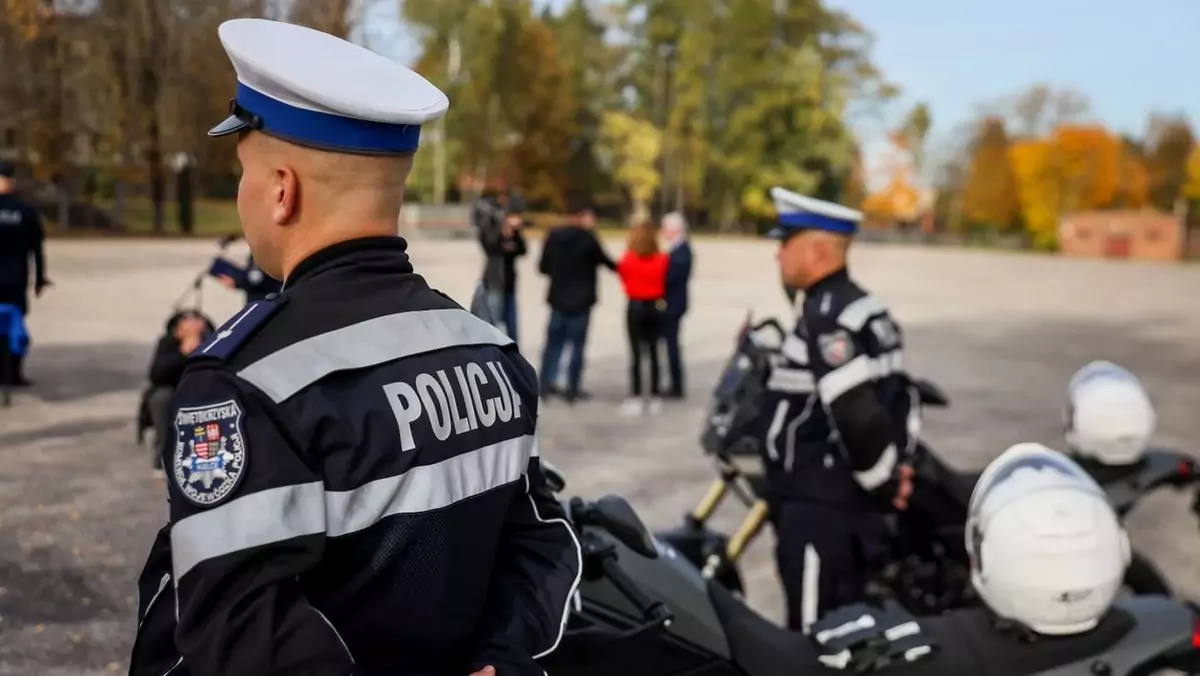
[616,219,669,415]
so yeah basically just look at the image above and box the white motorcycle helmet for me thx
[965,443,1130,636]
[1064,361,1155,465]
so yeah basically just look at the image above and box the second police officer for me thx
[128,19,581,676]
[760,187,918,635]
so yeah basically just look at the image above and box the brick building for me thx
[1058,210,1188,262]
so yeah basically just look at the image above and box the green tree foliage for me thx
[961,117,1020,230]
[599,110,662,218]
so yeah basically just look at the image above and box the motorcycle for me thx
[537,464,1200,676]
[656,315,1194,613]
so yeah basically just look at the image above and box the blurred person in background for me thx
[0,161,50,387]
[616,219,669,416]
[537,195,616,403]
[659,211,693,399]
[216,254,282,302]
[143,310,213,470]
[478,197,527,342]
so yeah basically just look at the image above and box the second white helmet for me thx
[1065,361,1155,465]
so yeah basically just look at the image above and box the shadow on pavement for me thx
[22,341,151,404]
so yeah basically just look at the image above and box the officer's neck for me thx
[803,264,849,292]
[281,219,400,281]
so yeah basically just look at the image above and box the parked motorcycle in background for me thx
[656,314,1196,615]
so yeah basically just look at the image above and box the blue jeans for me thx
[487,291,518,344]
[540,310,590,396]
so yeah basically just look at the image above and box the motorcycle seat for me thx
[707,580,822,676]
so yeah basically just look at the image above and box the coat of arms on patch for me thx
[173,399,247,506]
[818,329,856,367]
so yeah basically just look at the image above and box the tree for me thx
[1183,144,1200,204]
[1052,124,1121,211]
[1008,84,1090,138]
[961,117,1019,230]
[598,111,662,219]
[898,102,932,173]
[1145,115,1195,211]
[1008,139,1059,249]
[499,14,578,209]
[289,0,355,39]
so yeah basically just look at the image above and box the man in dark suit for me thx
[660,212,693,399]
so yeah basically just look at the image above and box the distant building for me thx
[1058,211,1185,262]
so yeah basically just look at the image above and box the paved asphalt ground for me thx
[0,236,1197,674]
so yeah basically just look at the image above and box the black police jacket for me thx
[129,237,581,676]
[758,268,918,506]
[0,192,46,293]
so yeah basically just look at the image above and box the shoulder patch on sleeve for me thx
[172,399,248,507]
[818,329,856,367]
[190,297,285,362]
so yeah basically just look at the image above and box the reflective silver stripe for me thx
[767,366,815,393]
[836,295,889,331]
[238,308,514,403]
[171,434,536,580]
[781,334,809,364]
[324,434,534,537]
[817,350,904,402]
[765,400,789,462]
[854,443,898,491]
[172,481,326,582]
[783,396,817,473]
[801,544,820,635]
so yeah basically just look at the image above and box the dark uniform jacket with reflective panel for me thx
[129,237,581,676]
[758,268,918,507]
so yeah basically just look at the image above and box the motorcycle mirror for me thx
[541,459,566,493]
[592,495,659,559]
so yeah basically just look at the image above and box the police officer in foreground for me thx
[129,18,581,676]
[0,161,50,386]
[759,187,916,635]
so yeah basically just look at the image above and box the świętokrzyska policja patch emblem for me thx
[172,399,247,506]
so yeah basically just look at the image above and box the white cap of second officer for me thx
[768,187,862,239]
[208,18,449,155]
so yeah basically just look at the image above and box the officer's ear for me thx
[272,164,299,226]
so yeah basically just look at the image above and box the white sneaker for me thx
[619,398,645,416]
[647,398,664,415]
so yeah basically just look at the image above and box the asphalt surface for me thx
[1,236,1198,674]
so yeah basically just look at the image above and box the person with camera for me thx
[478,197,527,342]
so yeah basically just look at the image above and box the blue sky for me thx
[367,0,1200,178]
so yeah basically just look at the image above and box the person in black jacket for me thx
[145,310,212,469]
[479,206,527,342]
[537,196,615,402]
[0,162,50,386]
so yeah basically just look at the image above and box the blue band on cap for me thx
[778,212,859,234]
[236,83,421,154]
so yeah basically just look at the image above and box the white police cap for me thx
[768,186,862,239]
[208,18,449,155]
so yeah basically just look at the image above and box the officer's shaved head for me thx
[235,130,414,280]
